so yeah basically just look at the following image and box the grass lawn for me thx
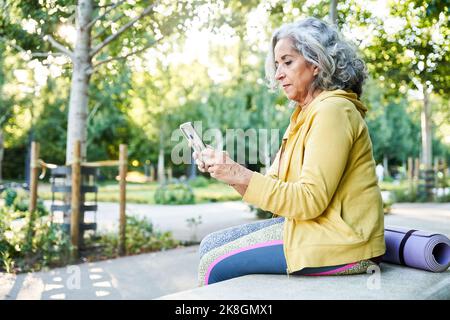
[37,180,242,204]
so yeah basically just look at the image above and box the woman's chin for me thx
[286,93,297,101]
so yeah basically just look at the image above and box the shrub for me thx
[154,183,195,205]
[1,188,48,217]
[84,215,179,259]
[436,192,450,203]
[2,188,17,206]
[187,175,210,188]
[0,206,71,273]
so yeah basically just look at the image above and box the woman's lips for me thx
[282,84,291,89]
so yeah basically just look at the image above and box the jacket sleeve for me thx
[264,148,281,180]
[242,103,354,221]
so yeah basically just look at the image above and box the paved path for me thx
[44,200,257,242]
[1,202,449,300]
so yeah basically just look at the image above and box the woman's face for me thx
[274,37,318,103]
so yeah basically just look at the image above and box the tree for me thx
[3,0,203,164]
[363,0,450,170]
[329,0,338,26]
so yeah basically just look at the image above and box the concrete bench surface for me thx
[158,264,450,300]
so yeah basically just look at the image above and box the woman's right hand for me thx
[190,141,209,173]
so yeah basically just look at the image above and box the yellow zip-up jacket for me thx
[243,89,386,273]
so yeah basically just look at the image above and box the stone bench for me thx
[157,263,450,300]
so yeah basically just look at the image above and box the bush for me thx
[2,188,17,206]
[1,188,48,217]
[0,206,71,273]
[436,192,450,203]
[154,183,195,205]
[84,215,179,259]
[187,175,210,188]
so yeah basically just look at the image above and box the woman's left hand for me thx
[200,147,253,186]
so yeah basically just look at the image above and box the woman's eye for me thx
[285,61,292,66]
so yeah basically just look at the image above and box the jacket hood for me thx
[320,90,367,118]
[286,90,368,140]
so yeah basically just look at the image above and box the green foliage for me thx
[84,215,179,258]
[125,215,179,255]
[363,80,420,165]
[0,206,71,273]
[364,0,450,98]
[187,175,210,188]
[1,0,449,193]
[1,188,48,217]
[154,182,195,205]
[2,187,16,206]
[32,78,69,166]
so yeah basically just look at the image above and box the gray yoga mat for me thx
[383,225,450,273]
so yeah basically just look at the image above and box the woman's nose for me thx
[275,66,285,81]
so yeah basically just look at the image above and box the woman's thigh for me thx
[198,217,380,286]
[198,219,285,286]
[199,217,285,259]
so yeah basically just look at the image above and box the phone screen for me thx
[179,122,206,154]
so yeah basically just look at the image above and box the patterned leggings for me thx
[198,217,379,286]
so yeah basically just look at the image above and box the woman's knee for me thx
[199,218,285,258]
[199,230,222,258]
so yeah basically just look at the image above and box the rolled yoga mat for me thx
[383,226,450,273]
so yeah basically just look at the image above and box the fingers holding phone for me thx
[189,140,211,172]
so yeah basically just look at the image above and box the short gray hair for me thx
[265,17,367,98]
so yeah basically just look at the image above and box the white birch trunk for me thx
[65,0,93,164]
[158,148,166,184]
[158,132,166,184]
[329,0,338,25]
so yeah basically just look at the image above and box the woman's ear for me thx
[313,66,319,76]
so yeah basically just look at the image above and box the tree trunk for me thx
[158,132,166,184]
[421,86,432,170]
[65,0,93,164]
[329,0,338,26]
[383,155,389,178]
[0,129,3,182]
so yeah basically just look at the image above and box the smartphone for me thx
[179,122,207,154]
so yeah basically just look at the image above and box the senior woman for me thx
[193,17,385,286]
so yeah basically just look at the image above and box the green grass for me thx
[38,180,241,204]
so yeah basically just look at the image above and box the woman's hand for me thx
[191,144,253,186]
[190,142,211,173]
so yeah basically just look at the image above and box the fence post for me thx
[70,141,81,259]
[29,141,40,213]
[119,144,128,256]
